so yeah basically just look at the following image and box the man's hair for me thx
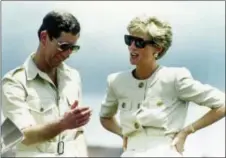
[38,10,80,40]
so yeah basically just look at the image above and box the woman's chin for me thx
[130,59,139,65]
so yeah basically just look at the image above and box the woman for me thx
[99,15,225,157]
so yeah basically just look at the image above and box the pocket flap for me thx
[118,99,132,111]
[27,98,55,113]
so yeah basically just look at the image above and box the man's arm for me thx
[2,78,91,146]
[21,120,63,145]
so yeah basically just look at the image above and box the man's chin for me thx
[50,62,62,68]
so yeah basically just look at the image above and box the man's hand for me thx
[61,100,92,130]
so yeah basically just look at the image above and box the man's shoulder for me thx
[62,63,80,78]
[2,66,26,81]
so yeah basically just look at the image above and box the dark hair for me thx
[38,10,80,41]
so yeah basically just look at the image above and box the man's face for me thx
[40,31,80,68]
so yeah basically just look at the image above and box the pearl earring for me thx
[154,53,158,59]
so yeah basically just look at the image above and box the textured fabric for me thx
[100,65,225,138]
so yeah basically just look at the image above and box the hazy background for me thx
[1,1,225,157]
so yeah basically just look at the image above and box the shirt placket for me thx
[39,72,65,155]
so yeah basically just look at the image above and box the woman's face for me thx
[125,33,159,66]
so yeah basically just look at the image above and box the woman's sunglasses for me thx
[124,35,156,49]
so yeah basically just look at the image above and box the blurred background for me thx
[1,1,225,157]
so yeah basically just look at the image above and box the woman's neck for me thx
[134,62,159,80]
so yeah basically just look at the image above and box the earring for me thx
[154,53,158,59]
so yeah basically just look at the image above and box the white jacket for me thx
[100,66,225,136]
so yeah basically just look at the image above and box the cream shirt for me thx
[2,53,87,157]
[100,66,225,136]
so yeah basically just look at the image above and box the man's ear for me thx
[40,30,48,47]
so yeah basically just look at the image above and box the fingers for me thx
[123,137,128,151]
[71,100,79,109]
[72,107,90,114]
[75,112,91,123]
[75,109,92,119]
[76,117,91,127]
[171,142,184,154]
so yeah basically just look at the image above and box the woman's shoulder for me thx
[160,65,191,76]
[107,70,132,83]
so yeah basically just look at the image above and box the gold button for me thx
[134,122,140,129]
[40,107,44,112]
[157,100,164,106]
[122,102,126,108]
[138,82,144,88]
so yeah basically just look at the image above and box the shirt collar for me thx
[23,53,70,81]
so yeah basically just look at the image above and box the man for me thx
[2,10,92,157]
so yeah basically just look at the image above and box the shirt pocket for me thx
[136,97,172,128]
[118,99,132,112]
[118,99,142,135]
[143,97,173,109]
[26,97,57,124]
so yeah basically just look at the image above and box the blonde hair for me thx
[127,15,173,59]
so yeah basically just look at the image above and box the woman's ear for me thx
[156,46,163,55]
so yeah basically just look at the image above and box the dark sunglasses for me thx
[55,40,80,53]
[124,35,156,49]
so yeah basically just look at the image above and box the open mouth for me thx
[131,52,139,58]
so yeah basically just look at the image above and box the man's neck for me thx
[33,49,57,86]
[33,49,56,74]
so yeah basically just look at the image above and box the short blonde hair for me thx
[127,15,173,59]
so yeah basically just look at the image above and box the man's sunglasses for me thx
[55,40,80,53]
[124,35,156,49]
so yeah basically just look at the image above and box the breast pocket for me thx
[135,97,172,128]
[26,98,57,124]
[144,97,172,109]
[119,99,133,111]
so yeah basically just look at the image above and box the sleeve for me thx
[99,74,118,118]
[175,67,225,109]
[2,77,36,130]
[77,72,84,132]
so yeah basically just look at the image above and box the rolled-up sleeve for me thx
[99,74,118,118]
[175,67,225,109]
[2,77,36,130]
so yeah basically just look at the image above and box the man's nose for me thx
[61,49,73,58]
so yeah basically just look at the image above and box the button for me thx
[40,107,44,112]
[57,141,64,155]
[137,103,141,108]
[138,82,144,88]
[157,100,164,106]
[122,102,126,108]
[134,122,140,129]
[61,135,65,139]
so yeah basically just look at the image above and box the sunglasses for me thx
[124,35,156,49]
[55,39,80,53]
